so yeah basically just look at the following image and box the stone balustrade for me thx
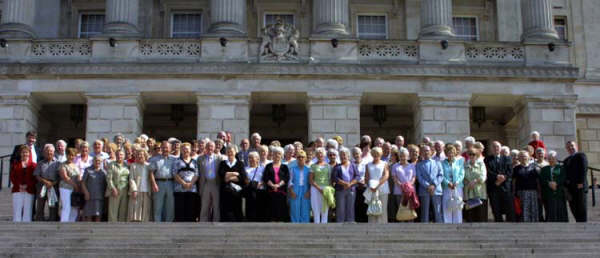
[0,38,572,68]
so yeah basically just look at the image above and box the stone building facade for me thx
[0,0,598,166]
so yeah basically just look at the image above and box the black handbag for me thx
[242,168,259,199]
[70,191,85,208]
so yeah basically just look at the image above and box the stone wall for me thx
[413,93,471,144]
[85,93,143,142]
[197,93,250,144]
[576,114,600,167]
[0,93,38,156]
[143,104,197,142]
[307,92,361,148]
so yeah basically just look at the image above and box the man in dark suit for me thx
[236,138,250,166]
[10,131,41,164]
[563,140,588,222]
[485,141,515,222]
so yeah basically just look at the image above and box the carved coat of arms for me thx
[259,18,300,62]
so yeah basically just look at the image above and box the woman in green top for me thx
[463,147,488,222]
[107,149,130,222]
[540,151,568,222]
[310,147,333,224]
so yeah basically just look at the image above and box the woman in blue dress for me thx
[289,150,311,223]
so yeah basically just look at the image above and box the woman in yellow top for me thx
[310,147,333,224]
[106,149,130,222]
[463,147,488,222]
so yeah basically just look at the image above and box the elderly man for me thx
[55,140,67,163]
[236,138,251,165]
[433,141,446,162]
[395,135,405,149]
[33,144,61,221]
[149,141,176,222]
[374,137,385,148]
[381,142,392,162]
[198,141,224,222]
[217,131,228,154]
[90,140,109,160]
[113,133,125,150]
[416,145,444,223]
[314,137,325,149]
[484,141,515,222]
[249,133,262,153]
[563,141,588,222]
[462,136,476,160]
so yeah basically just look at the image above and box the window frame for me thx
[78,12,105,39]
[356,13,389,40]
[452,15,480,41]
[553,16,568,41]
[170,11,203,39]
[263,12,296,27]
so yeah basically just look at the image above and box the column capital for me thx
[415,93,472,107]
[306,91,362,105]
[517,94,578,110]
[196,91,251,105]
[85,92,144,109]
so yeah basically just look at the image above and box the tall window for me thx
[79,14,105,38]
[357,15,387,39]
[264,14,294,26]
[171,13,202,38]
[452,17,478,41]
[554,17,567,41]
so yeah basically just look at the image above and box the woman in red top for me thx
[10,145,37,222]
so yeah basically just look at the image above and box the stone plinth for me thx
[307,92,360,147]
[413,93,471,144]
[197,92,250,144]
[516,95,577,158]
[0,93,39,155]
[86,93,143,141]
[201,38,248,62]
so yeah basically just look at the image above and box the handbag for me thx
[465,198,483,210]
[396,203,417,221]
[242,167,259,199]
[448,189,464,211]
[366,191,383,216]
[70,191,85,208]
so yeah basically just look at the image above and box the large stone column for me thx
[0,93,39,155]
[0,0,36,38]
[103,0,140,37]
[419,0,455,39]
[413,93,471,144]
[208,0,247,36]
[520,0,559,42]
[515,95,577,158]
[496,0,522,42]
[197,92,250,144]
[312,0,350,36]
[307,92,360,147]
[86,93,143,141]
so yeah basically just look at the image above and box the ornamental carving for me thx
[259,18,300,62]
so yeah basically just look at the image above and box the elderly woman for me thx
[106,149,129,222]
[10,145,37,222]
[289,150,312,223]
[282,144,296,167]
[364,147,390,224]
[511,149,520,168]
[534,148,549,169]
[258,145,271,167]
[218,145,247,222]
[81,156,107,222]
[462,137,476,160]
[463,147,488,222]
[59,148,81,222]
[263,146,290,221]
[391,148,417,222]
[512,151,541,222]
[127,148,152,222]
[244,151,266,222]
[540,151,568,222]
[528,131,546,153]
[310,147,334,224]
[33,144,61,221]
[352,147,369,223]
[173,143,199,222]
[441,145,464,224]
[327,149,339,168]
[75,141,93,177]
[333,147,359,222]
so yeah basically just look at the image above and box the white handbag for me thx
[448,188,464,211]
[366,190,383,216]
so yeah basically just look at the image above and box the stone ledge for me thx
[0,63,580,80]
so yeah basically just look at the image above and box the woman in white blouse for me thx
[364,147,390,224]
[244,151,266,222]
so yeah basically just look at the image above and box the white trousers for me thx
[12,192,33,222]
[442,187,463,224]
[60,188,79,222]
[310,186,328,224]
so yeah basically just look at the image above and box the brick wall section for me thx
[0,93,39,156]
[307,92,361,147]
[576,114,600,167]
[86,93,143,141]
[413,93,471,144]
[197,92,250,144]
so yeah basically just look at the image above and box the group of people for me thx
[9,130,589,224]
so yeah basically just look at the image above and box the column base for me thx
[313,24,349,37]
[0,23,36,38]
[208,23,247,36]
[102,22,141,38]
[521,28,560,43]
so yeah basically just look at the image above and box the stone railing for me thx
[30,39,92,57]
[357,40,419,62]
[138,39,201,57]
[464,42,525,63]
